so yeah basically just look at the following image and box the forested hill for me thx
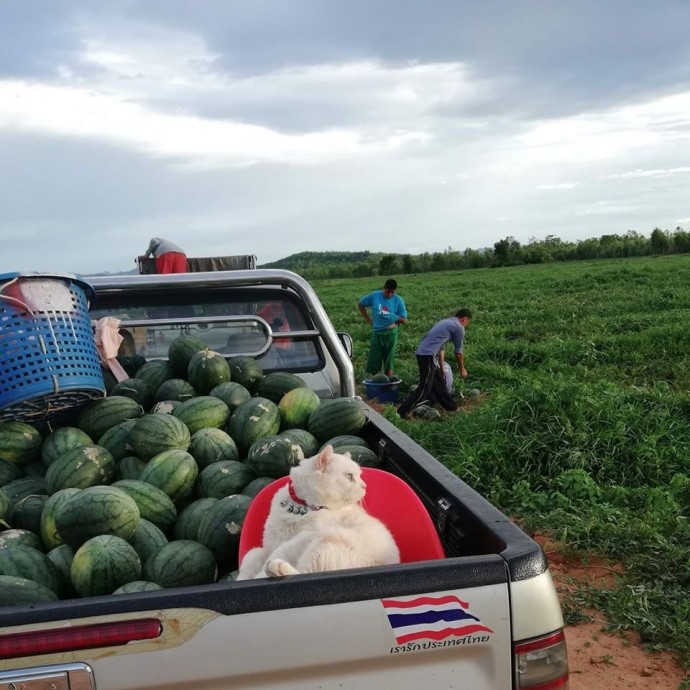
[259,251,382,270]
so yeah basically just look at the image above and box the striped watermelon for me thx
[112,479,178,534]
[136,360,175,393]
[111,378,155,411]
[150,400,182,415]
[0,458,23,487]
[0,544,61,595]
[172,396,230,435]
[0,575,59,605]
[142,540,217,588]
[0,528,44,551]
[335,444,381,468]
[71,535,142,597]
[41,427,93,468]
[45,445,116,495]
[138,449,198,504]
[8,494,48,534]
[0,487,9,524]
[278,387,321,430]
[46,544,76,598]
[209,382,251,412]
[54,485,141,548]
[227,356,263,394]
[319,435,371,452]
[97,419,137,462]
[173,497,219,541]
[187,349,232,395]
[0,421,43,466]
[196,460,256,499]
[307,398,367,442]
[77,396,144,441]
[154,379,197,403]
[3,476,47,506]
[242,477,275,498]
[189,428,239,470]
[130,413,191,461]
[117,456,147,481]
[257,371,306,404]
[40,487,81,550]
[245,436,303,479]
[126,519,169,564]
[168,334,210,377]
[228,397,281,454]
[196,494,252,568]
[113,580,164,594]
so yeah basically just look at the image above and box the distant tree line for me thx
[259,227,690,280]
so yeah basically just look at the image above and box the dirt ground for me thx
[534,533,688,690]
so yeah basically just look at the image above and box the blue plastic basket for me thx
[362,379,401,404]
[0,272,106,427]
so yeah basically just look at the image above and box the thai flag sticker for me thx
[382,594,494,644]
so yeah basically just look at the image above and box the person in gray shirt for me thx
[397,308,472,419]
[142,237,187,274]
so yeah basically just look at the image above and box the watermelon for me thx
[0,421,43,466]
[0,487,9,524]
[0,528,43,551]
[413,405,442,420]
[8,494,48,534]
[41,427,93,468]
[77,396,144,441]
[138,449,198,504]
[0,544,61,595]
[196,494,252,567]
[319,435,371,452]
[111,378,155,411]
[172,396,230,435]
[46,544,76,598]
[3,476,47,507]
[150,400,182,415]
[189,428,239,470]
[0,458,23,486]
[126,519,169,564]
[245,436,303,479]
[307,398,366,442]
[371,373,391,383]
[279,428,320,458]
[45,445,116,494]
[196,460,256,499]
[71,535,142,597]
[209,382,251,412]
[154,379,197,403]
[97,419,137,462]
[136,360,175,393]
[173,497,218,541]
[467,388,481,399]
[130,413,191,461]
[117,456,147,481]
[242,477,275,499]
[55,485,141,548]
[187,349,232,395]
[228,397,281,454]
[143,540,217,588]
[113,580,164,594]
[335,444,381,468]
[257,371,306,404]
[40,487,81,550]
[168,334,210,377]
[278,387,321,430]
[227,356,263,394]
[112,479,178,533]
[0,575,59,605]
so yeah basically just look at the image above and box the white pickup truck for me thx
[0,269,569,690]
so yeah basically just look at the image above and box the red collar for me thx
[286,482,325,512]
[288,482,307,505]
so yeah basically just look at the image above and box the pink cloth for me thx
[93,317,130,382]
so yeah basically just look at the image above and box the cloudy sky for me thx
[1,1,690,275]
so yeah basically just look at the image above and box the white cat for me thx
[237,445,401,579]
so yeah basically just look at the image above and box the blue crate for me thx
[0,272,106,427]
[363,379,401,404]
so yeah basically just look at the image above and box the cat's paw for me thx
[266,559,300,577]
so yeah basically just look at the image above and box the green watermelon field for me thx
[313,254,690,671]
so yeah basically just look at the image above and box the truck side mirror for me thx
[337,332,354,359]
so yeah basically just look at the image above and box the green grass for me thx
[312,255,690,671]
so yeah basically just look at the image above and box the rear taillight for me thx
[514,629,569,690]
[0,618,162,660]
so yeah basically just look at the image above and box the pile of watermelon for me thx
[0,334,381,606]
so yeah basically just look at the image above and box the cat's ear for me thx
[315,444,334,471]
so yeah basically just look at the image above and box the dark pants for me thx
[397,355,458,418]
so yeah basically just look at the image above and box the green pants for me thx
[366,328,400,375]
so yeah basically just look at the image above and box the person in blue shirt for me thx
[358,279,408,378]
[397,308,472,419]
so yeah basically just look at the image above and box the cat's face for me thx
[292,445,366,509]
